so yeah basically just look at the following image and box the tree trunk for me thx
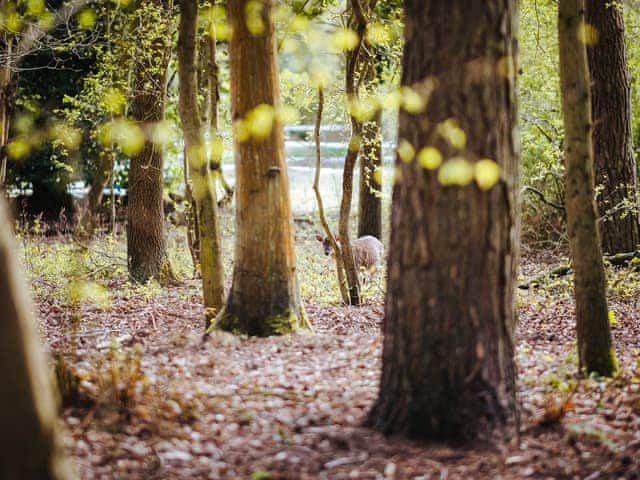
[339,0,375,306]
[178,0,225,323]
[357,76,382,239]
[586,2,639,254]
[0,37,13,187]
[0,197,72,479]
[366,0,519,442]
[211,0,311,336]
[559,0,617,376]
[358,109,382,239]
[127,0,174,283]
[78,149,114,235]
[313,86,350,304]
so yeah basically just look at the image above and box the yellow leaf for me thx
[474,158,501,190]
[577,22,599,46]
[7,139,31,160]
[276,105,299,125]
[247,104,275,139]
[102,88,127,115]
[4,12,22,32]
[331,28,359,51]
[372,167,382,186]
[348,97,378,122]
[51,123,82,150]
[288,15,309,33]
[608,310,618,326]
[380,90,402,109]
[245,0,265,35]
[27,0,45,16]
[98,119,145,156]
[400,86,425,114]
[209,136,224,163]
[366,23,390,46]
[397,139,415,163]
[417,147,442,170]
[77,9,96,29]
[437,157,473,186]
[437,119,466,149]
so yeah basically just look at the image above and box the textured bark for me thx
[0,198,72,479]
[358,107,382,239]
[559,0,617,376]
[127,0,174,283]
[586,2,639,254]
[178,0,225,322]
[212,0,311,336]
[366,0,519,442]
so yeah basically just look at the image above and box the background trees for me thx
[177,0,224,322]
[559,0,617,376]
[126,0,175,282]
[586,2,639,254]
[367,0,519,441]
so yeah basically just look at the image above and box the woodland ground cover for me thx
[24,211,640,479]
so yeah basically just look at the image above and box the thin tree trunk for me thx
[212,0,311,336]
[586,2,639,254]
[127,0,174,283]
[206,27,234,206]
[0,197,72,479]
[78,149,114,235]
[339,0,374,306]
[559,0,617,376]
[182,144,200,276]
[313,86,350,304]
[366,0,519,442]
[178,0,225,323]
[0,37,13,187]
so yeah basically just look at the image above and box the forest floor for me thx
[25,225,640,480]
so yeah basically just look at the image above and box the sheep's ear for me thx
[315,234,324,242]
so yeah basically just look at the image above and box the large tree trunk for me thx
[357,107,383,239]
[366,0,519,442]
[559,0,617,376]
[586,2,639,254]
[0,197,72,479]
[178,0,225,323]
[211,0,311,336]
[127,0,174,283]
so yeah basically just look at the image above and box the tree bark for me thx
[339,0,374,306]
[586,2,639,254]
[178,0,225,323]
[127,0,174,283]
[366,0,519,442]
[559,0,617,376]
[211,0,311,336]
[0,197,72,479]
[0,37,13,187]
[357,107,383,239]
